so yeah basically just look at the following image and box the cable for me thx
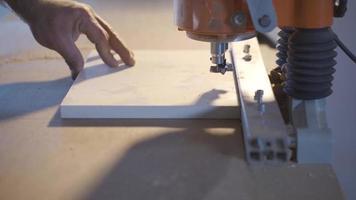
[333,32,356,63]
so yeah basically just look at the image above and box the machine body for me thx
[174,0,255,73]
[174,0,335,69]
[174,0,344,163]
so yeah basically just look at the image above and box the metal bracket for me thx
[291,99,333,163]
[230,38,291,164]
[245,0,277,33]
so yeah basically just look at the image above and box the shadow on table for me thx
[49,86,244,199]
[81,120,243,200]
[0,58,245,200]
[0,60,131,121]
[0,77,71,121]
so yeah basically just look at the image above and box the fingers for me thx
[95,16,135,66]
[55,36,84,79]
[80,15,119,68]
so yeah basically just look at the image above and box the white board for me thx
[60,50,239,119]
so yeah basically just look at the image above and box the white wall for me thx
[329,2,356,200]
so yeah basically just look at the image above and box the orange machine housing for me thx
[273,0,334,29]
[175,0,255,42]
[175,0,335,41]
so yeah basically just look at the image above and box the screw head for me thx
[243,54,252,62]
[232,12,246,27]
[254,90,264,101]
[243,44,251,54]
[258,15,271,28]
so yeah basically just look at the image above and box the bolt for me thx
[254,90,264,104]
[243,54,252,62]
[243,44,251,54]
[258,15,271,28]
[254,90,265,113]
[232,12,246,27]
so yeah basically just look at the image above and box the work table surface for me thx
[0,1,348,200]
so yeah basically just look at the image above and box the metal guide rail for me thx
[230,38,291,164]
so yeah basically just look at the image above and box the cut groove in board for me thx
[60,50,239,119]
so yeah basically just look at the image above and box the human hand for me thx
[26,0,135,79]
